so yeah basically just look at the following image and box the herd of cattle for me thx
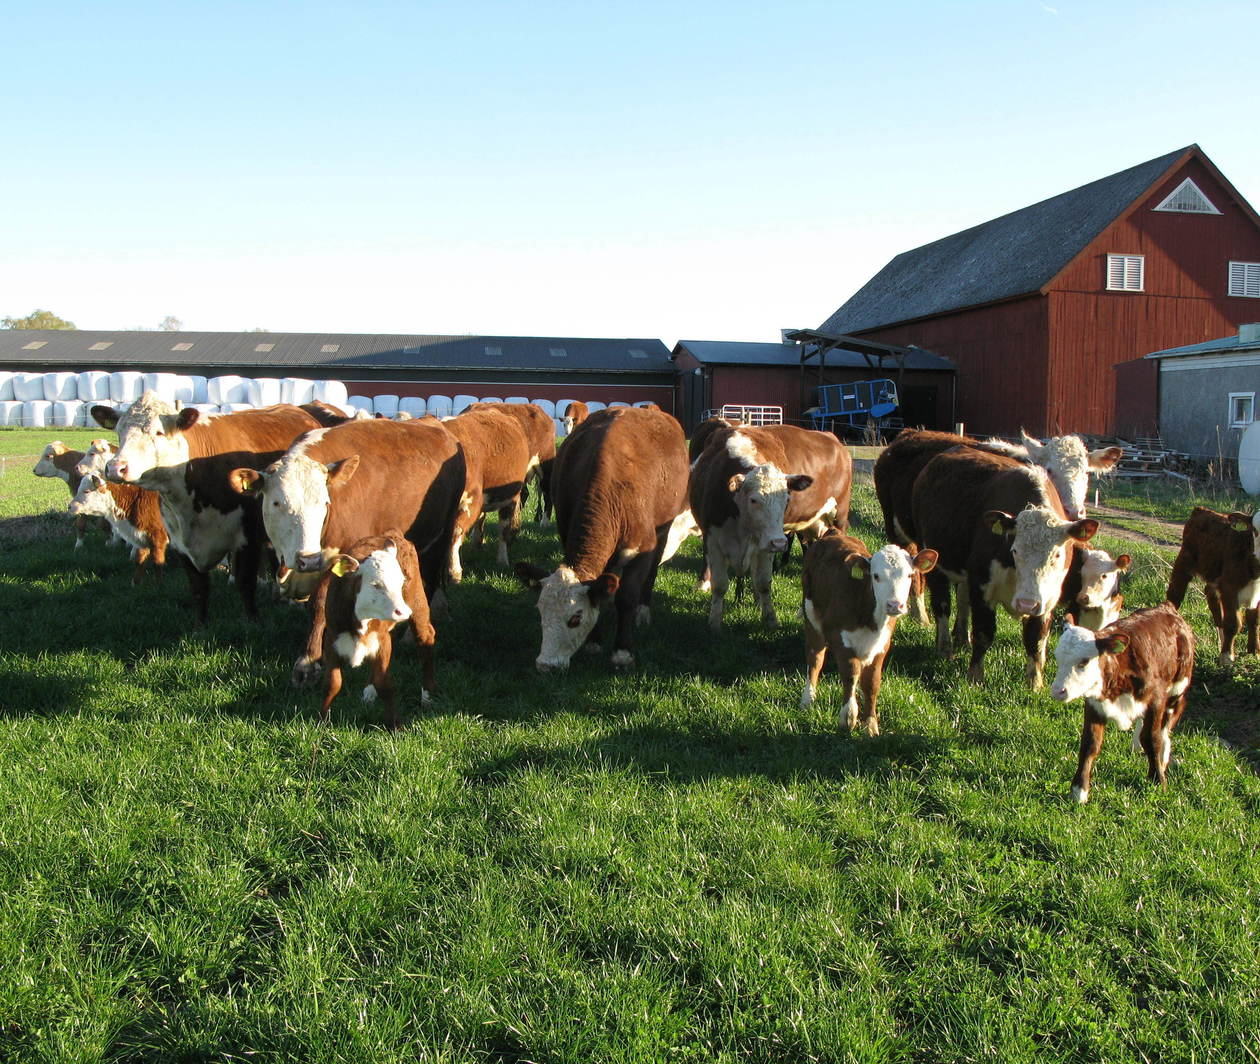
[26,393,1260,803]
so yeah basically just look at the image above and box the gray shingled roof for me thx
[675,339,954,371]
[1146,326,1260,359]
[0,331,673,374]
[821,146,1194,334]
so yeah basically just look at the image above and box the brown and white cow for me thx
[227,418,465,684]
[33,441,101,549]
[440,407,532,580]
[68,472,169,583]
[1166,507,1260,665]
[910,445,1099,687]
[313,531,435,730]
[515,406,688,671]
[468,402,557,522]
[299,400,352,427]
[73,438,118,480]
[1051,604,1194,804]
[687,416,739,464]
[689,423,851,630]
[92,394,322,622]
[799,531,937,735]
[1063,547,1131,630]
[561,400,589,436]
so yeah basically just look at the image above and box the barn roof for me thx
[0,330,673,374]
[1146,325,1260,360]
[820,145,1197,334]
[675,338,954,371]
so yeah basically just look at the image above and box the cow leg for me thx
[319,662,344,724]
[1021,613,1053,690]
[538,461,554,525]
[910,568,930,625]
[1202,583,1225,629]
[293,573,331,686]
[636,534,669,629]
[706,540,731,631]
[799,608,828,709]
[368,639,401,731]
[966,584,997,685]
[74,513,87,550]
[496,497,522,567]
[180,552,212,626]
[1140,702,1170,787]
[132,547,152,586]
[1072,705,1107,803]
[838,650,862,732]
[233,543,261,619]
[1164,551,1195,608]
[1245,607,1259,656]
[926,569,953,654]
[862,658,883,737]
[611,555,652,668]
[448,528,466,584]
[1216,588,1241,666]
[951,578,971,649]
[468,513,486,548]
[753,550,778,628]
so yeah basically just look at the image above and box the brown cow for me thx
[314,530,435,730]
[468,401,557,522]
[687,416,738,464]
[515,406,688,670]
[800,531,937,735]
[68,472,169,583]
[93,394,322,623]
[33,441,108,550]
[1051,604,1194,804]
[561,400,590,436]
[1166,507,1260,665]
[1063,546,1131,631]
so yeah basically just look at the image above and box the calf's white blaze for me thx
[353,548,411,623]
[1051,624,1106,703]
[535,566,602,670]
[258,453,335,570]
[1008,507,1078,616]
[731,463,793,552]
[107,393,192,487]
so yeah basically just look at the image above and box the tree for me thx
[158,315,183,332]
[2,309,76,330]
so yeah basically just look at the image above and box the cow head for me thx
[32,441,70,480]
[229,452,361,576]
[1228,511,1260,561]
[330,541,411,623]
[728,464,813,553]
[517,563,619,671]
[1019,431,1123,520]
[67,473,115,519]
[865,544,939,619]
[1051,624,1128,702]
[985,507,1099,617]
[94,391,201,486]
[1076,548,1131,618]
[74,438,117,479]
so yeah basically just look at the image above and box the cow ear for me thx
[1097,633,1128,656]
[587,572,620,605]
[983,510,1016,536]
[913,548,939,573]
[1088,446,1124,472]
[1115,554,1132,571]
[1068,518,1100,543]
[229,468,263,495]
[727,473,746,493]
[91,405,119,430]
[1019,430,1046,458]
[848,561,866,580]
[1227,512,1252,532]
[330,555,359,577]
[175,408,200,431]
[327,454,361,488]
[513,561,549,590]
[786,474,814,492]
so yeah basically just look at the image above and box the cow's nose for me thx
[108,459,128,481]
[769,537,788,552]
[296,552,323,573]
[1014,597,1041,615]
[393,606,410,620]
[1051,686,1068,701]
[886,601,906,616]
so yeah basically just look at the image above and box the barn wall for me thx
[709,365,803,422]
[1113,358,1159,437]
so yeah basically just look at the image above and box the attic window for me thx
[171,342,194,351]
[549,347,567,358]
[628,348,648,359]
[254,343,275,352]
[22,341,47,349]
[321,344,340,353]
[89,342,113,351]
[1229,261,1260,298]
[1106,254,1144,292]
[402,346,423,355]
[1154,178,1221,215]
[484,345,502,356]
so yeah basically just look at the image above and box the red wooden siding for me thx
[1113,358,1159,437]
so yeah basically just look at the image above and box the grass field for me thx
[2,427,1259,1063]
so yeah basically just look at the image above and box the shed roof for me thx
[821,146,1197,334]
[1146,326,1260,360]
[676,339,954,371]
[0,330,673,374]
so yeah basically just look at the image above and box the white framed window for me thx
[1107,254,1144,291]
[1229,392,1255,428]
[1229,261,1260,298]
[1154,178,1220,215]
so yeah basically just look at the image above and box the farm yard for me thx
[2,426,1259,1064]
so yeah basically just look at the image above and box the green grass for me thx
[1,470,1258,1063]
[1,427,110,520]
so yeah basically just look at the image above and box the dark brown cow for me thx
[314,531,435,730]
[93,394,322,623]
[910,446,1099,686]
[1051,604,1194,804]
[689,423,851,630]
[800,531,937,735]
[468,402,557,522]
[515,406,688,670]
[1166,507,1260,665]
[68,473,170,583]
[440,407,532,580]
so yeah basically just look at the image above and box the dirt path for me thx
[1086,502,1184,548]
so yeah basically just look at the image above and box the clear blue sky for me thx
[5,0,1258,346]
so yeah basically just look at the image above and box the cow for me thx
[689,423,851,630]
[910,445,1099,687]
[33,441,101,549]
[468,402,556,522]
[73,438,118,480]
[313,531,435,730]
[299,400,352,427]
[561,400,590,436]
[799,531,938,736]
[226,418,465,685]
[687,416,739,464]
[1051,604,1194,804]
[515,406,688,671]
[439,407,532,581]
[68,472,169,583]
[1064,547,1131,630]
[1166,507,1260,666]
[92,393,323,623]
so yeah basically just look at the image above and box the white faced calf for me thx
[1070,548,1131,630]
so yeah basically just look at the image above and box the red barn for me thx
[819,145,1260,437]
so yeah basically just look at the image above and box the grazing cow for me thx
[689,423,851,630]
[1051,604,1194,804]
[439,407,532,580]
[515,406,688,671]
[561,400,589,436]
[1166,507,1260,665]
[1064,547,1131,630]
[314,531,435,730]
[911,446,1099,686]
[226,418,464,684]
[468,402,557,522]
[799,531,938,735]
[92,393,322,623]
[68,472,169,583]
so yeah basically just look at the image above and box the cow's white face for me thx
[257,454,334,572]
[349,546,411,623]
[32,442,69,480]
[534,566,617,671]
[1237,511,1260,562]
[1019,433,1122,520]
[68,474,115,519]
[1051,624,1111,702]
[997,508,1098,617]
[1077,548,1130,609]
[869,546,917,618]
[103,392,192,486]
[75,439,116,479]
[729,463,812,554]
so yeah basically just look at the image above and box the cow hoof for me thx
[865,720,881,738]
[966,664,985,686]
[421,688,432,704]
[361,684,377,704]
[1218,653,1234,668]
[1071,785,1090,804]
[799,687,815,710]
[291,658,322,687]
[636,605,651,628]
[582,643,602,656]
[611,650,634,669]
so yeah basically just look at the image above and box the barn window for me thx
[1153,178,1220,215]
[89,342,113,350]
[254,343,275,352]
[321,344,339,353]
[549,347,567,358]
[1106,254,1144,291]
[171,342,194,351]
[1228,261,1260,298]
[1229,392,1255,428]
[628,348,648,359]
[484,345,502,356]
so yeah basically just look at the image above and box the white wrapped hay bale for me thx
[608,401,629,408]
[110,371,145,404]
[189,375,209,404]
[208,375,249,405]
[282,378,315,405]
[555,399,577,419]
[43,372,78,401]
[372,394,400,417]
[311,380,348,408]
[553,417,565,436]
[478,396,503,405]
[452,394,478,415]
[77,370,111,401]
[220,403,254,415]
[247,377,283,407]
[52,400,85,427]
[586,401,607,413]
[529,398,556,418]
[0,371,14,401]
[399,396,428,418]
[0,401,24,426]
[347,395,374,416]
[143,372,180,404]
[172,376,197,404]
[192,404,219,419]
[426,394,453,417]
[504,396,530,405]
[22,400,52,427]
[13,372,46,401]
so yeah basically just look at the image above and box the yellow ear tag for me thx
[1232,521,1250,532]
[330,557,354,577]
[850,565,864,580]
[990,520,1005,535]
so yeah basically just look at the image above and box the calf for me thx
[73,438,118,480]
[1051,604,1194,804]
[68,473,170,583]
[561,400,589,436]
[911,446,1099,687]
[33,441,96,549]
[1064,547,1130,630]
[1166,508,1260,665]
[314,531,435,730]
[799,532,937,735]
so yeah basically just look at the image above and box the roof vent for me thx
[89,341,113,351]
[1154,178,1220,215]
[321,344,339,353]
[22,341,47,349]
[402,346,423,355]
[171,342,194,351]
[484,345,502,356]
[549,347,567,358]
[254,343,275,352]
[628,348,648,359]
[1240,323,1260,344]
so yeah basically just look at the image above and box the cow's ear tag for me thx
[1232,520,1250,532]
[330,556,357,577]
[990,519,1006,536]
[1103,634,1128,655]
[849,564,864,580]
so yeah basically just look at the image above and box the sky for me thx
[4,0,1259,348]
